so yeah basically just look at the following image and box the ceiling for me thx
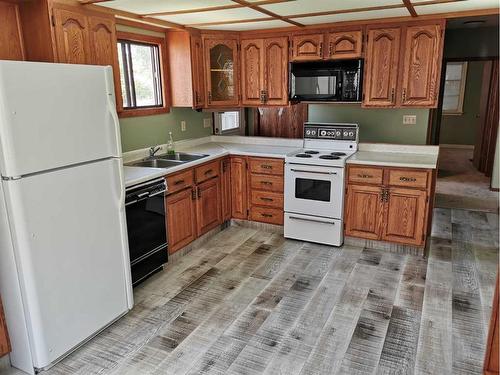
[91,0,500,30]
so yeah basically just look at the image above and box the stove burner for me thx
[319,155,340,160]
[331,152,346,156]
[304,150,320,154]
[295,153,312,158]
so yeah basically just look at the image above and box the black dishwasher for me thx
[125,178,167,286]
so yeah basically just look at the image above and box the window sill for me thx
[118,106,170,118]
[442,111,464,116]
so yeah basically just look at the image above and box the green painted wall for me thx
[120,109,213,152]
[308,104,429,144]
[439,61,484,145]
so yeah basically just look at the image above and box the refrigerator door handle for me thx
[105,68,122,156]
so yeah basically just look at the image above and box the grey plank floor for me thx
[6,208,500,375]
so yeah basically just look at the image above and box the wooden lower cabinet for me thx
[485,272,499,375]
[345,184,384,240]
[382,187,427,245]
[166,187,197,254]
[344,164,433,247]
[230,156,248,219]
[195,177,221,236]
[221,158,231,221]
[0,296,10,357]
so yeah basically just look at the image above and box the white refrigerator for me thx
[0,61,133,374]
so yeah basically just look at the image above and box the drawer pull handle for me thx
[174,179,185,185]
[261,181,273,185]
[204,169,213,175]
[260,197,273,202]
[399,176,417,182]
[261,165,272,169]
[357,174,372,178]
[261,213,273,218]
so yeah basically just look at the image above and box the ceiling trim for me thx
[189,17,276,27]
[231,0,304,27]
[402,0,418,17]
[140,0,292,17]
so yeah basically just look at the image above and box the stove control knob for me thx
[320,130,327,136]
[349,131,355,137]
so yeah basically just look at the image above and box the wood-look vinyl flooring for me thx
[8,208,500,375]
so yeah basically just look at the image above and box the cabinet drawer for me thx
[195,160,220,183]
[249,158,284,176]
[348,166,383,185]
[250,174,284,192]
[166,169,194,194]
[250,206,283,225]
[251,190,283,209]
[388,169,429,189]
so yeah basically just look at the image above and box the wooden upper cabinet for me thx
[291,33,324,61]
[241,39,264,106]
[0,2,25,61]
[203,37,239,107]
[88,14,122,110]
[400,23,443,107]
[264,37,288,106]
[190,35,205,108]
[53,8,91,64]
[327,30,362,59]
[382,187,427,246]
[363,27,401,107]
[345,184,384,240]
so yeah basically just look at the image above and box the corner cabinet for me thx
[241,37,288,106]
[363,21,444,108]
[203,37,240,107]
[345,165,435,247]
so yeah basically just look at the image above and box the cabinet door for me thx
[264,37,288,106]
[291,34,324,61]
[382,187,427,246]
[400,24,443,107]
[241,39,264,106]
[327,30,362,59]
[196,177,222,236]
[0,296,10,357]
[166,188,197,254]
[363,27,401,107]
[204,38,239,107]
[221,158,232,221]
[53,8,91,64]
[0,2,25,61]
[345,184,384,240]
[191,35,205,108]
[88,14,122,110]
[230,156,248,219]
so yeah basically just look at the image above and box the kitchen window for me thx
[117,32,169,117]
[442,61,468,115]
[214,110,245,135]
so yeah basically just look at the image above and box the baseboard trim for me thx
[344,236,425,257]
[439,143,475,150]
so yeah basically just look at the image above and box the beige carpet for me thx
[436,147,499,212]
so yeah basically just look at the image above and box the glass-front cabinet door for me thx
[203,38,239,107]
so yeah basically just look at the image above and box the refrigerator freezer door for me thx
[0,61,121,178]
[2,158,133,369]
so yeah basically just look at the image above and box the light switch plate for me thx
[203,118,212,128]
[403,115,417,125]
[181,121,186,131]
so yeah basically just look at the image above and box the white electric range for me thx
[284,122,359,246]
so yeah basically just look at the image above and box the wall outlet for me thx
[203,118,212,128]
[403,115,417,125]
[181,120,186,131]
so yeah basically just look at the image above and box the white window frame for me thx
[443,61,468,116]
[213,109,245,135]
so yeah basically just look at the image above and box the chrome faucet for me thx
[149,146,161,158]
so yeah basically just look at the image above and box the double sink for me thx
[129,152,209,169]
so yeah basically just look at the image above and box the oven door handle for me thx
[290,168,337,175]
[149,189,166,198]
[289,215,336,225]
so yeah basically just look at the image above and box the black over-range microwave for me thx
[289,59,363,102]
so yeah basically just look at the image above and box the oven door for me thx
[284,163,345,219]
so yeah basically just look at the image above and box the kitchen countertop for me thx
[123,137,440,187]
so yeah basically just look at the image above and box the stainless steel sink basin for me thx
[157,152,209,162]
[130,159,184,168]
